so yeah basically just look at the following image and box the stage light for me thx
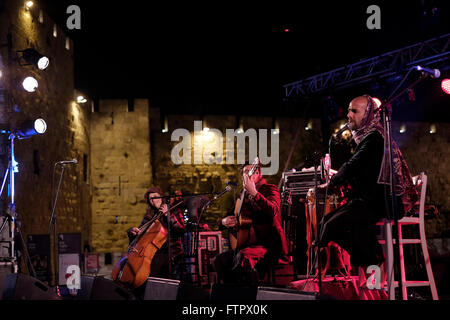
[305,120,312,131]
[14,118,47,139]
[25,1,34,9]
[272,118,280,134]
[161,115,168,133]
[76,95,87,103]
[19,48,49,70]
[441,79,450,95]
[22,76,38,92]
[372,97,382,108]
[429,124,436,134]
[399,124,406,134]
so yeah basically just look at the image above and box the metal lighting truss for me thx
[283,33,450,97]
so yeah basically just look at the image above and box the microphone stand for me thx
[48,163,67,288]
[312,156,322,295]
[194,187,230,286]
[376,71,428,300]
[149,192,215,282]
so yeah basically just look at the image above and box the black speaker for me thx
[210,283,257,301]
[2,274,60,300]
[0,262,14,300]
[76,275,136,300]
[256,286,332,300]
[144,277,180,300]
[177,282,210,301]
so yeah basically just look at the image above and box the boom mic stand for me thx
[375,69,428,300]
[149,191,216,282]
[48,161,69,288]
[194,186,231,286]
[311,154,323,295]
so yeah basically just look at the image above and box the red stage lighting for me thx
[441,79,450,95]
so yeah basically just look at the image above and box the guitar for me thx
[229,157,260,250]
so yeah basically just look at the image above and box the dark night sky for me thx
[39,0,450,117]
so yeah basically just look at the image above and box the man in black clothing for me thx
[318,95,417,279]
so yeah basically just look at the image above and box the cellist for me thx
[212,160,289,285]
[127,186,185,294]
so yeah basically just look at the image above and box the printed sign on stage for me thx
[84,253,99,274]
[58,233,81,254]
[27,234,51,283]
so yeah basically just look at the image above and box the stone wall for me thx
[90,99,152,252]
[392,121,450,237]
[0,0,90,280]
[150,112,322,232]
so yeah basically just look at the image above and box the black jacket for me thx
[329,130,398,219]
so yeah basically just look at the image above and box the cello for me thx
[111,200,184,288]
[229,157,259,250]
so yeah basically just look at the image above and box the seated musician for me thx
[127,187,186,285]
[318,95,418,285]
[212,160,289,285]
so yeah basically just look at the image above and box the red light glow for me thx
[441,79,450,95]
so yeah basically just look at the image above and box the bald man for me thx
[347,96,369,130]
[318,95,409,282]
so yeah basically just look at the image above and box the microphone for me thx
[413,65,441,78]
[333,123,352,139]
[213,185,232,200]
[226,181,238,187]
[57,159,78,165]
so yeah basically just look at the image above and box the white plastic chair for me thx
[376,172,438,300]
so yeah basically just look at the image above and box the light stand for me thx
[0,133,36,277]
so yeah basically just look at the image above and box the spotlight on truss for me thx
[14,118,47,139]
[19,48,49,70]
[22,76,38,92]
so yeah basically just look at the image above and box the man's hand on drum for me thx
[222,216,237,228]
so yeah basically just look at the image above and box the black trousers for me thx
[319,199,384,268]
[212,250,262,285]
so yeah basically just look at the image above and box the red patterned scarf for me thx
[351,95,418,213]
